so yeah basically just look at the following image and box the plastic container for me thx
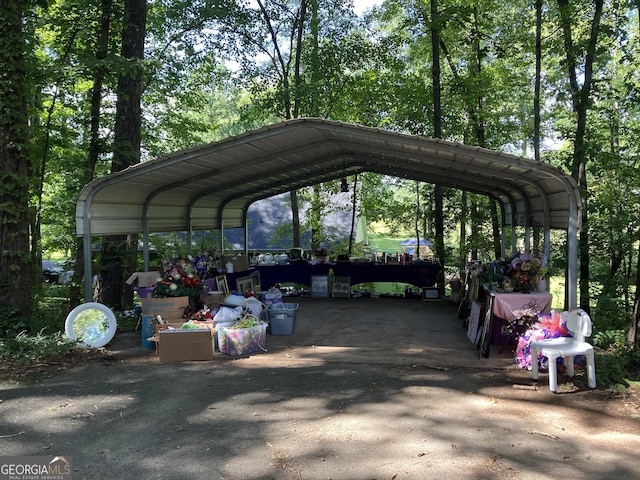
[213,321,235,350]
[218,322,267,356]
[267,303,299,335]
[141,314,156,349]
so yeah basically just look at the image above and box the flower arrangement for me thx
[506,253,548,291]
[152,257,205,298]
[467,258,510,290]
[501,300,543,348]
[515,310,568,370]
[466,253,548,292]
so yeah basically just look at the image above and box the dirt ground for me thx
[1,297,639,480]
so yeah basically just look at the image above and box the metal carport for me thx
[76,117,582,306]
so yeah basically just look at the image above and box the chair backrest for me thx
[566,308,592,342]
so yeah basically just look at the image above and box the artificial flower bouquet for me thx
[506,253,548,292]
[152,257,205,298]
[515,310,569,370]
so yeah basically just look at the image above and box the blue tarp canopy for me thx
[399,238,433,246]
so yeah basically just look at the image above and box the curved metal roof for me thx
[76,117,582,237]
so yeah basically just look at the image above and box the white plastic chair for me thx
[530,308,596,393]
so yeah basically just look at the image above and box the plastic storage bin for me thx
[267,303,299,335]
[218,322,267,356]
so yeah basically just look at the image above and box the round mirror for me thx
[65,302,117,348]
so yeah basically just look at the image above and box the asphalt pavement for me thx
[1,297,639,480]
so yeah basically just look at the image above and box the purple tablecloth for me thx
[330,262,441,288]
[204,262,441,291]
[255,263,331,289]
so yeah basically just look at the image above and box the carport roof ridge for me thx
[76,117,581,237]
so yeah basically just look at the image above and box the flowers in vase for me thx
[507,253,548,290]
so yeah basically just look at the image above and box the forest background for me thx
[1,0,639,376]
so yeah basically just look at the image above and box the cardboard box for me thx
[141,296,189,320]
[158,329,214,362]
[222,255,249,273]
[126,271,161,287]
[202,293,226,307]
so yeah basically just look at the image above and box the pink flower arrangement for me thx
[507,253,548,288]
[515,310,569,370]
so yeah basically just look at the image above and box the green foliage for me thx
[32,284,71,328]
[593,296,629,332]
[595,346,640,390]
[592,329,627,349]
[0,306,28,337]
[19,0,640,357]
[0,330,77,364]
[1,286,79,364]
[146,231,224,269]
[116,309,140,332]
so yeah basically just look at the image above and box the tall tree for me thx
[533,0,542,163]
[69,0,115,307]
[97,0,146,308]
[429,0,445,291]
[0,0,33,321]
[556,0,604,312]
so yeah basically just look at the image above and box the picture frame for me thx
[310,275,329,297]
[215,275,229,295]
[248,270,261,293]
[466,300,482,345]
[235,275,254,296]
[421,287,439,301]
[332,276,351,298]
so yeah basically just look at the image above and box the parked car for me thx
[42,260,63,283]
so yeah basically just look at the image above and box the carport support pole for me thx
[83,230,92,302]
[567,208,578,310]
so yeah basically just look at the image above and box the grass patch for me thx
[0,330,77,364]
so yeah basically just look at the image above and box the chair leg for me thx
[547,353,559,393]
[531,346,539,380]
[586,350,597,389]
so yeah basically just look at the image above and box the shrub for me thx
[594,341,640,389]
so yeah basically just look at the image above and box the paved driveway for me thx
[1,297,639,479]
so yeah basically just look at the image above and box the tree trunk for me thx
[97,0,146,309]
[534,0,542,163]
[471,197,479,261]
[556,0,604,312]
[459,191,468,271]
[257,0,309,250]
[70,0,113,306]
[490,200,500,259]
[310,186,321,252]
[0,0,32,321]
[431,0,445,291]
[291,190,301,248]
[629,231,640,344]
